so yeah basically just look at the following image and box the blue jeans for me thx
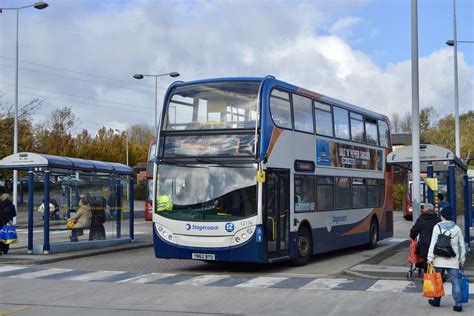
[432,267,462,306]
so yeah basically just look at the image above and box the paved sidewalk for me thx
[346,239,474,282]
[0,233,153,265]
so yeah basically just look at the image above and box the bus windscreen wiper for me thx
[159,159,205,168]
[195,158,254,168]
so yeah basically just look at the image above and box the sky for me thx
[0,0,473,135]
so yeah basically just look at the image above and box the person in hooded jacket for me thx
[427,206,466,312]
[0,193,17,254]
[68,197,92,241]
[409,203,441,272]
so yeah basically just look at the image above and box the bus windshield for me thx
[163,81,260,131]
[156,163,257,221]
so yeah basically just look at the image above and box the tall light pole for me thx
[445,26,474,159]
[115,129,129,166]
[411,0,421,223]
[450,0,460,158]
[132,72,180,131]
[0,1,49,224]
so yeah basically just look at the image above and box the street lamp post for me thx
[0,1,49,224]
[132,72,180,132]
[445,35,474,158]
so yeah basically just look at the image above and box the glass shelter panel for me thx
[33,172,130,246]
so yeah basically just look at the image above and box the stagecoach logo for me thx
[326,216,333,232]
[327,215,348,232]
[225,223,235,232]
[185,223,219,231]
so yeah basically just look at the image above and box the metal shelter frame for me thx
[0,152,135,254]
[387,144,472,248]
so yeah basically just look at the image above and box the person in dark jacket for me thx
[409,203,441,272]
[0,193,17,254]
[89,196,106,241]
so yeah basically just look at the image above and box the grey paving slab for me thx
[93,271,144,283]
[402,282,423,293]
[146,273,196,285]
[37,269,92,280]
[205,276,253,287]
[334,279,377,291]
[269,277,316,289]
[0,267,39,277]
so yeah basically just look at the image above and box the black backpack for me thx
[433,225,456,258]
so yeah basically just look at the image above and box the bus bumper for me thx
[153,224,267,263]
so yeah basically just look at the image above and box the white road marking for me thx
[367,280,414,292]
[65,270,124,281]
[351,264,410,273]
[300,278,351,290]
[118,273,175,284]
[0,265,26,273]
[176,274,230,286]
[14,268,73,279]
[235,276,288,288]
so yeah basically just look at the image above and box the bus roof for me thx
[170,76,389,121]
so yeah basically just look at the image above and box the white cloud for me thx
[0,0,471,136]
[329,17,365,38]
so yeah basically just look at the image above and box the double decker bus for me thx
[403,178,448,220]
[152,76,393,265]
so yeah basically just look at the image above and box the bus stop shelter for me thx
[387,144,472,248]
[0,152,135,254]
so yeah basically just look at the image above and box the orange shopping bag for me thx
[423,264,445,298]
[408,239,424,265]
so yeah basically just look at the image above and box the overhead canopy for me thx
[0,152,133,175]
[386,144,466,172]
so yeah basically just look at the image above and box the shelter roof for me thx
[0,152,133,175]
[386,144,467,172]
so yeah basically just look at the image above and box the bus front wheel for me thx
[292,225,312,266]
[367,218,378,249]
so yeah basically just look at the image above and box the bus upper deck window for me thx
[314,102,333,137]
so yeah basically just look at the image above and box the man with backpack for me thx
[426,206,466,312]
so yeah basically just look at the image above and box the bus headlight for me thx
[155,223,176,244]
[231,226,255,246]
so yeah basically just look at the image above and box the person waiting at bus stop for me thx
[67,196,92,241]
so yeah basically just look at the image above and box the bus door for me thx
[264,169,290,260]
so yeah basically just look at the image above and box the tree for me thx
[34,106,76,156]
[424,111,473,163]
[0,98,41,157]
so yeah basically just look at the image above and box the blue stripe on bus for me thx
[153,224,267,263]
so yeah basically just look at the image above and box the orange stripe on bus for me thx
[267,128,282,158]
[339,208,383,236]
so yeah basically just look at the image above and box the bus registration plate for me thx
[192,253,215,260]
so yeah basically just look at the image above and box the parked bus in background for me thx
[152,76,394,265]
[403,178,447,220]
[144,138,156,221]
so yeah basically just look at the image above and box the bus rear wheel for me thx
[292,225,312,266]
[367,218,378,249]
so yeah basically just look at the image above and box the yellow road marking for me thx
[0,306,32,316]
